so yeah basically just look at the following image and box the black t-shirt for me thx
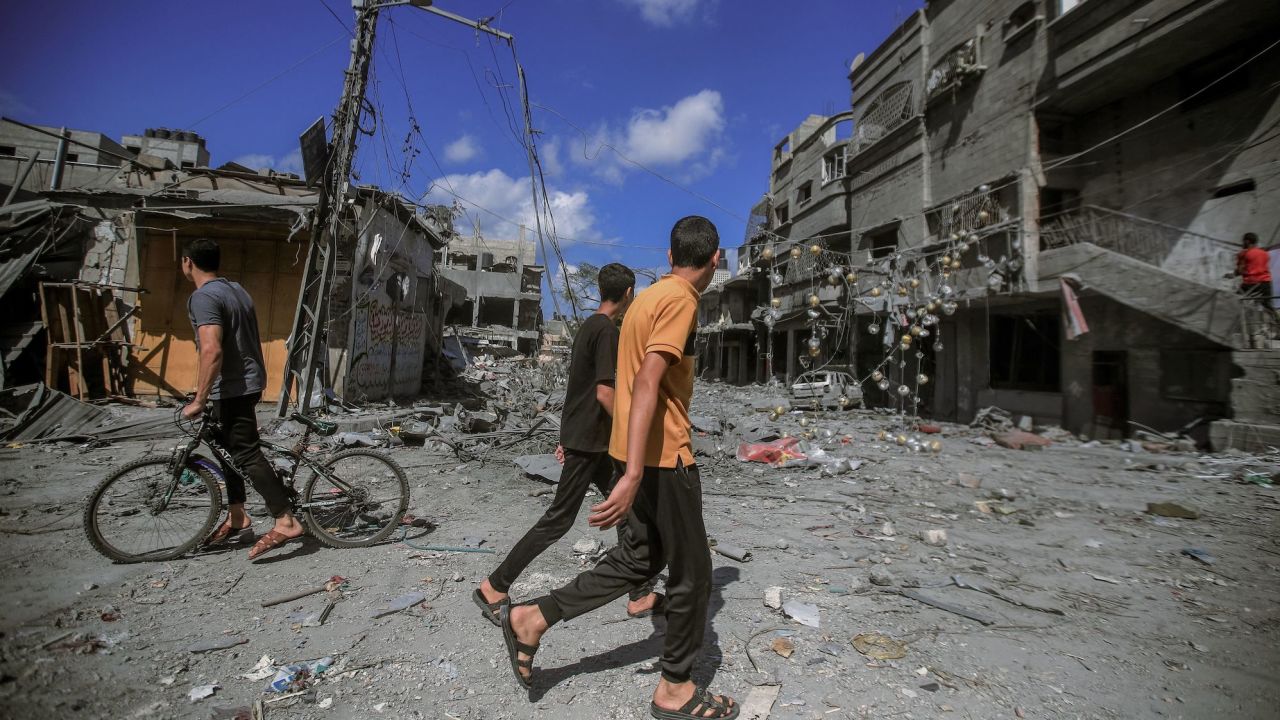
[560,313,619,452]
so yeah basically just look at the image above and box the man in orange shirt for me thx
[500,216,738,719]
[1237,232,1272,310]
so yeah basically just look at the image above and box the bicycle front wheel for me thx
[301,449,409,548]
[83,456,223,563]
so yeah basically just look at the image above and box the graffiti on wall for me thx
[350,297,427,399]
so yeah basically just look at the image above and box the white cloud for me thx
[619,0,704,26]
[569,89,726,184]
[443,134,480,164]
[231,148,304,174]
[423,168,605,248]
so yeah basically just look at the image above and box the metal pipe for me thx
[3,150,39,206]
[50,128,69,191]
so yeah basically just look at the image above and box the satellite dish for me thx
[850,52,866,72]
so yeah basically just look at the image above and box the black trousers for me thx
[489,450,653,602]
[210,392,290,518]
[534,461,711,685]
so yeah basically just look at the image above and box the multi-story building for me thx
[0,121,135,197]
[718,0,1280,448]
[438,228,543,355]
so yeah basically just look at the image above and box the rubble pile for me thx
[0,381,1277,719]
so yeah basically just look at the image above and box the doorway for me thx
[1091,351,1128,439]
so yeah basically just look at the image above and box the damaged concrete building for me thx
[711,0,1280,449]
[438,229,543,356]
[0,138,463,405]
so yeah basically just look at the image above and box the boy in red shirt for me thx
[1237,232,1272,310]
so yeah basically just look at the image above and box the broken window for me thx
[797,182,813,207]
[1040,187,1081,224]
[775,202,790,227]
[823,148,847,183]
[1003,2,1039,41]
[927,38,985,101]
[0,145,15,156]
[774,138,791,163]
[860,224,900,260]
[64,153,79,163]
[990,313,1061,392]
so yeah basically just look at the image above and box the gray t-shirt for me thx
[187,278,266,400]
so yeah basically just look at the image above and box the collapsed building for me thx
[438,229,544,357]
[0,125,465,405]
[700,0,1280,450]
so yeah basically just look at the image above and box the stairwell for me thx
[1038,206,1280,450]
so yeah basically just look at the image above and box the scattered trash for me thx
[267,657,332,693]
[781,600,820,628]
[851,632,907,660]
[763,586,783,610]
[1146,502,1200,520]
[241,655,276,682]
[1181,548,1216,565]
[737,437,807,467]
[188,684,219,703]
[187,635,248,654]
[770,636,795,658]
[370,592,426,618]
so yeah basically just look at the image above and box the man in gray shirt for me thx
[180,237,303,560]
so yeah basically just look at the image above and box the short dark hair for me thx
[1244,232,1259,247]
[670,215,720,268]
[181,237,220,272]
[597,263,635,303]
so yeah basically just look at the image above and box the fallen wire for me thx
[394,526,496,554]
[741,625,787,673]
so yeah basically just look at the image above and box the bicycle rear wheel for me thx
[301,449,409,548]
[84,456,223,563]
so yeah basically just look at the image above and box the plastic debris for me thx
[1181,547,1216,565]
[513,454,562,483]
[851,632,907,660]
[370,592,426,618]
[737,437,807,466]
[267,656,332,693]
[188,684,219,703]
[782,600,820,628]
[240,655,276,682]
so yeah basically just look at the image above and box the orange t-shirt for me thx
[608,274,699,469]
[1239,247,1271,284]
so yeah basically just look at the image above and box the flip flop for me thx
[650,687,739,720]
[473,588,508,627]
[247,529,299,560]
[203,516,253,547]
[499,604,537,690]
[628,592,667,619]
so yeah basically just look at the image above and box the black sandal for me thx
[650,687,739,720]
[499,604,537,690]
[473,588,508,627]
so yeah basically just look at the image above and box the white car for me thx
[791,370,863,408]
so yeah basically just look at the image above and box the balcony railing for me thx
[1040,205,1238,290]
[849,81,917,157]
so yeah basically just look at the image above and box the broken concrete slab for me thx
[513,453,562,483]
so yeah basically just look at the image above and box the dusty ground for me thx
[0,382,1278,720]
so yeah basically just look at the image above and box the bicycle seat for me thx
[291,413,338,437]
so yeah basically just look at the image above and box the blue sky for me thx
[0,0,921,306]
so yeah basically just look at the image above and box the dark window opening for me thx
[477,297,515,327]
[1041,187,1081,223]
[180,161,195,169]
[861,224,899,260]
[1003,2,1039,40]
[775,202,790,226]
[797,182,813,206]
[774,138,790,161]
[125,145,141,155]
[0,146,15,156]
[64,153,79,163]
[1161,349,1229,402]
[1213,179,1255,199]
[446,299,474,326]
[990,313,1061,392]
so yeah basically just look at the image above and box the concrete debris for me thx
[187,684,219,703]
[919,529,948,547]
[993,429,1052,450]
[763,586,784,610]
[513,453,563,483]
[781,601,820,628]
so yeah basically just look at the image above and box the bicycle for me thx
[83,407,410,563]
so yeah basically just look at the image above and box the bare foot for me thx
[653,678,736,717]
[508,604,548,683]
[626,591,660,616]
[479,578,508,606]
[270,512,306,539]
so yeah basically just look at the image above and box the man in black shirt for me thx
[474,264,660,623]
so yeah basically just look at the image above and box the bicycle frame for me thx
[162,415,365,515]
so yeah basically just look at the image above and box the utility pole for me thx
[277,0,514,417]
